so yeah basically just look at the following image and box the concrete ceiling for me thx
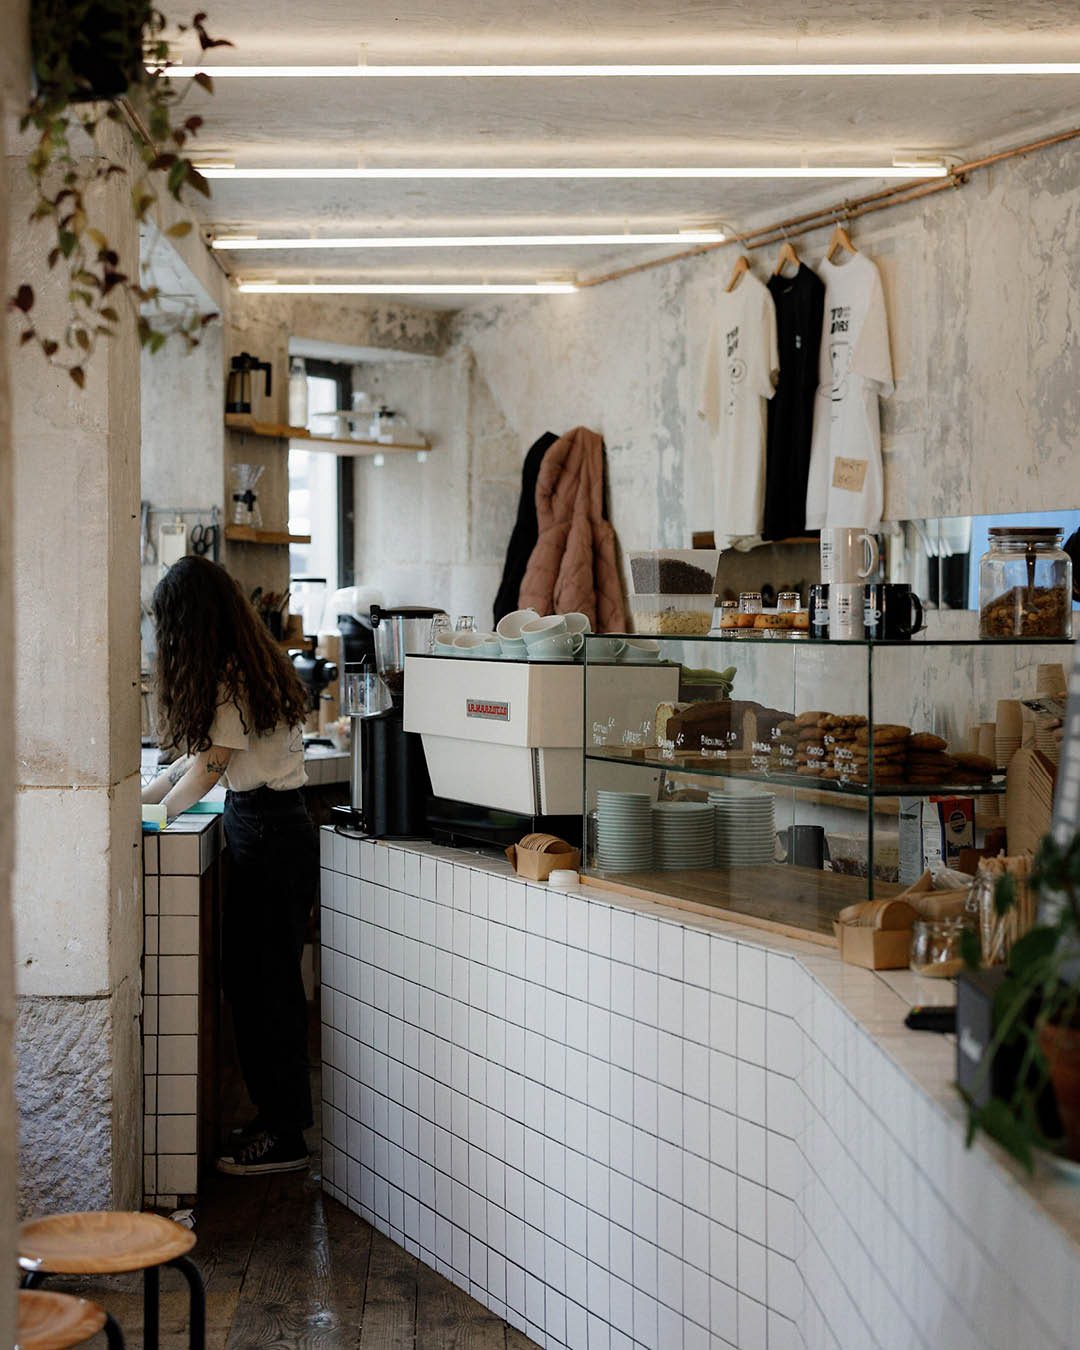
[181,1,1080,297]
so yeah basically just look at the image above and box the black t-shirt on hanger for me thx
[764,263,825,541]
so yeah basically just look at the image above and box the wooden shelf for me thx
[301,431,430,455]
[224,525,311,546]
[225,413,310,439]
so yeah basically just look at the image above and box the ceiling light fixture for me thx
[197,165,947,181]
[162,62,1080,78]
[214,232,727,249]
[237,282,579,294]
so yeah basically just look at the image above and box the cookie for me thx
[795,710,826,728]
[909,733,948,753]
[854,724,911,746]
[849,745,906,762]
[798,725,827,742]
[820,713,868,730]
[907,753,957,770]
[953,751,996,775]
[777,720,800,735]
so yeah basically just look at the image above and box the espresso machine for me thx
[332,604,444,838]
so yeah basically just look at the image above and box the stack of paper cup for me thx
[995,700,1023,770]
[1036,663,1067,697]
[978,722,997,763]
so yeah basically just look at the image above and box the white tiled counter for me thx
[319,831,1080,1350]
[142,814,222,1207]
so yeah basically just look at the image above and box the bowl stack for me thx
[594,790,653,872]
[710,790,776,867]
[651,801,715,871]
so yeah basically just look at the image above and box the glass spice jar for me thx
[979,527,1072,639]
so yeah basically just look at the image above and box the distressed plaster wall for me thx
[348,139,1080,624]
[0,3,29,1336]
[9,119,143,1215]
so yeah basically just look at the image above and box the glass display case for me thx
[582,632,1072,942]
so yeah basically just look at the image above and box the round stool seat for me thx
[19,1211,196,1276]
[16,1289,106,1350]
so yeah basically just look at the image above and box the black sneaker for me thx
[216,1130,309,1176]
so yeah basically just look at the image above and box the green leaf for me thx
[41,340,58,358]
[186,166,211,199]
[166,160,189,198]
[148,330,167,354]
[960,926,981,970]
[193,72,214,94]
[994,873,1015,917]
[100,306,120,323]
[58,230,77,258]
[1009,926,1059,978]
[75,329,90,352]
[166,220,193,238]
[13,284,34,313]
[976,1098,1035,1173]
[69,366,85,389]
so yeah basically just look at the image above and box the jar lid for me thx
[987,526,1064,541]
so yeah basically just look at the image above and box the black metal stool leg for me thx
[143,1264,160,1350]
[104,1312,127,1348]
[168,1253,206,1350]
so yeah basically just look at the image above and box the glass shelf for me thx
[584,631,1071,649]
[584,748,1007,797]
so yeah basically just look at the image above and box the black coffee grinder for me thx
[332,605,443,839]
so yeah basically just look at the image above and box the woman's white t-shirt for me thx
[208,695,307,791]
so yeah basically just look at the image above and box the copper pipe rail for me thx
[577,124,1080,290]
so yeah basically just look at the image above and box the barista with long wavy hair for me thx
[143,555,318,1175]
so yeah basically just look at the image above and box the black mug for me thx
[864,583,924,640]
[777,825,829,869]
[809,583,830,639]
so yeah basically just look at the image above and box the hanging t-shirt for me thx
[804,252,893,529]
[764,263,825,540]
[697,273,779,548]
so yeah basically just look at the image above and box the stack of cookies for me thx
[905,733,957,784]
[952,750,996,783]
[794,711,828,775]
[846,723,911,784]
[821,714,868,778]
[773,717,800,772]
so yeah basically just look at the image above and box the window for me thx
[287,358,356,594]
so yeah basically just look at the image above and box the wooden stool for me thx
[16,1288,123,1349]
[18,1211,203,1350]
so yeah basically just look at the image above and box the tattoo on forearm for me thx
[206,751,229,776]
[167,761,186,785]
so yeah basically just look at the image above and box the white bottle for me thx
[288,357,308,428]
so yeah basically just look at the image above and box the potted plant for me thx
[10,0,230,385]
[961,829,1080,1172]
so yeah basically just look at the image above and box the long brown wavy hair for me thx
[152,556,308,752]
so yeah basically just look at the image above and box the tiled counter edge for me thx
[318,829,1080,1350]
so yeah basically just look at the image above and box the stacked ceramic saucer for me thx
[594,790,653,872]
[651,801,714,871]
[710,790,776,867]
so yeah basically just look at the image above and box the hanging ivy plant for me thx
[10,1,231,386]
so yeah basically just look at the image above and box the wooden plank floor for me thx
[49,1140,539,1349]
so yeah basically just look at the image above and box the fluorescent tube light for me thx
[162,62,1080,78]
[237,282,579,294]
[214,232,726,249]
[198,165,947,180]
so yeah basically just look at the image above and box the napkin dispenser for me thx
[834,898,919,969]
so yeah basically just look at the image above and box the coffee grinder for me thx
[332,604,444,838]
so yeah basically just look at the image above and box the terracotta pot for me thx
[1038,1023,1080,1159]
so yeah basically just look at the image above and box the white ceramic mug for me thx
[564,612,592,635]
[820,527,879,583]
[498,636,528,659]
[828,582,866,640]
[587,637,626,661]
[521,614,569,645]
[453,632,493,655]
[433,631,459,656]
[496,608,540,640]
[621,638,662,662]
[529,632,583,660]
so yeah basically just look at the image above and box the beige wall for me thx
[1,2,29,1337]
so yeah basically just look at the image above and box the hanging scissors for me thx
[190,522,218,556]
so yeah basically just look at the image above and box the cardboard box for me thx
[836,925,913,970]
[505,834,581,882]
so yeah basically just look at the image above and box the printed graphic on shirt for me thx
[726,325,745,417]
[828,306,852,404]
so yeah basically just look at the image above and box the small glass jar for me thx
[910,918,968,978]
[713,599,739,632]
[777,591,800,612]
[979,527,1072,638]
[736,592,762,633]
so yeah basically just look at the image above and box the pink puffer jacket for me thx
[518,426,627,633]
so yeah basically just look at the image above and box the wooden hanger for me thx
[773,239,800,276]
[826,223,857,262]
[725,254,751,292]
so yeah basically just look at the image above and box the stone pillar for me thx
[9,120,143,1215]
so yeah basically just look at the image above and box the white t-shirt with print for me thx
[805,251,893,529]
[697,273,779,547]
[208,694,307,791]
